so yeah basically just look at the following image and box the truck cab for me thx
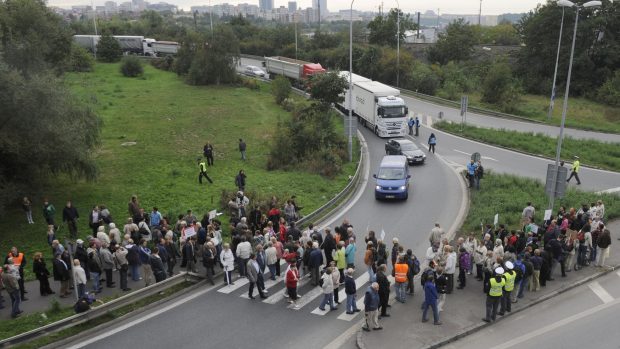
[376,96,408,137]
[373,155,410,200]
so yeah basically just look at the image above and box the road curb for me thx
[419,264,620,349]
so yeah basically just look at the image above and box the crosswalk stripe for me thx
[263,274,311,304]
[310,273,370,316]
[217,277,249,294]
[239,277,281,299]
[337,297,365,321]
[588,281,614,304]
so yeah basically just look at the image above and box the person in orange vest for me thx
[5,247,27,300]
[394,255,409,303]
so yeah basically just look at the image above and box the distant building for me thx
[288,1,296,13]
[104,1,117,14]
[118,1,132,12]
[147,2,178,13]
[312,0,328,18]
[259,0,273,12]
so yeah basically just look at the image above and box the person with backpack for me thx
[511,257,526,302]
[405,249,420,295]
[517,253,533,299]
[474,160,484,189]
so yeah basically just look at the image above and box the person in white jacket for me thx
[444,246,456,294]
[73,259,87,298]
[474,240,487,281]
[318,267,337,311]
[236,236,252,277]
[220,243,235,285]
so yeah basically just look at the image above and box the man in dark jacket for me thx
[52,253,71,297]
[74,239,90,281]
[309,242,323,286]
[62,201,79,239]
[150,247,167,283]
[422,274,441,325]
[322,229,336,266]
[548,236,566,277]
[376,264,390,318]
[362,282,381,331]
[344,268,361,314]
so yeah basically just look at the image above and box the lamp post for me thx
[547,1,572,120]
[294,16,298,61]
[478,0,482,26]
[348,0,355,162]
[395,0,400,88]
[548,0,602,210]
[92,0,98,60]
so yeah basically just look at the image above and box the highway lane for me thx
[402,94,620,143]
[414,122,620,192]
[62,125,465,349]
[441,269,620,349]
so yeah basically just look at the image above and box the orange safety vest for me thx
[394,262,408,283]
[9,252,24,267]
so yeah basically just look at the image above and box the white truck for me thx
[344,80,408,138]
[150,41,180,56]
[73,35,158,56]
[336,71,370,114]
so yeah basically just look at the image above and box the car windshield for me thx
[383,106,406,118]
[400,143,417,151]
[377,168,405,180]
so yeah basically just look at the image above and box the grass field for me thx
[460,171,620,235]
[435,121,620,172]
[0,63,358,280]
[468,93,620,134]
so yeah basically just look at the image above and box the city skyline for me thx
[49,0,548,14]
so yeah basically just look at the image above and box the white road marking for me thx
[489,297,620,349]
[452,149,497,162]
[217,277,249,294]
[589,282,614,304]
[482,156,498,162]
[263,275,311,304]
[427,115,433,127]
[616,270,620,278]
[311,273,370,316]
[239,277,281,299]
[322,318,366,349]
[64,282,221,349]
[453,149,471,156]
[288,282,322,309]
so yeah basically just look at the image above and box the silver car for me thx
[385,139,426,165]
[244,65,266,78]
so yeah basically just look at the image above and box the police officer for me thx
[407,117,415,136]
[483,267,505,322]
[197,158,213,184]
[415,116,420,137]
[566,155,581,185]
[499,261,516,316]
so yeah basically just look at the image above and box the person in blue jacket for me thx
[422,274,442,325]
[345,238,356,269]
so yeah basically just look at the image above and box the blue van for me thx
[373,155,410,200]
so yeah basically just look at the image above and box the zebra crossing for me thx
[213,260,382,322]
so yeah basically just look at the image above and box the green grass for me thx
[460,171,620,234]
[0,63,358,280]
[435,121,620,172]
[8,281,192,348]
[467,93,620,134]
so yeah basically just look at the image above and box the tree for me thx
[0,59,101,212]
[308,71,348,107]
[367,8,417,48]
[68,44,95,72]
[185,26,240,85]
[516,1,620,96]
[481,61,521,112]
[597,70,620,106]
[407,62,440,95]
[96,32,122,62]
[427,19,480,65]
[271,75,291,105]
[0,0,73,74]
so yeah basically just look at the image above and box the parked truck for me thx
[264,56,325,86]
[341,80,408,138]
[73,35,157,56]
[336,71,371,114]
[150,41,180,56]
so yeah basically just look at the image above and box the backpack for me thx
[412,257,421,275]
[513,261,525,282]
[476,165,484,178]
[577,231,585,243]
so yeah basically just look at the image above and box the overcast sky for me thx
[49,0,549,14]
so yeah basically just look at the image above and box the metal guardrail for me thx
[0,272,202,348]
[395,86,543,124]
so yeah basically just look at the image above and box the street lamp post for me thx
[395,0,400,88]
[548,0,602,210]
[91,0,98,60]
[548,2,570,120]
[294,17,298,61]
[478,0,482,26]
[348,0,355,162]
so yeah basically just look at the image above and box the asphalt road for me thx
[62,126,464,349]
[441,269,620,349]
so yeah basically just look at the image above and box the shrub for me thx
[481,61,521,112]
[271,75,291,105]
[151,56,174,71]
[96,33,122,63]
[241,78,260,90]
[120,56,144,77]
[68,44,94,72]
[407,62,440,95]
[596,71,620,107]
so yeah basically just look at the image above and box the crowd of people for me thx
[0,191,613,336]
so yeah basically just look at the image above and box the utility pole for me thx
[395,0,400,88]
[478,0,483,26]
[91,0,98,60]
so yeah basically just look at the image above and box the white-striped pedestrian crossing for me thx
[215,266,387,322]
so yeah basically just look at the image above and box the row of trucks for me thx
[73,35,179,57]
[263,56,408,137]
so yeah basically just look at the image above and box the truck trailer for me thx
[348,80,408,138]
[73,35,157,56]
[264,56,325,86]
[150,41,180,56]
[336,71,371,114]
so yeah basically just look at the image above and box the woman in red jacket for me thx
[286,263,300,307]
